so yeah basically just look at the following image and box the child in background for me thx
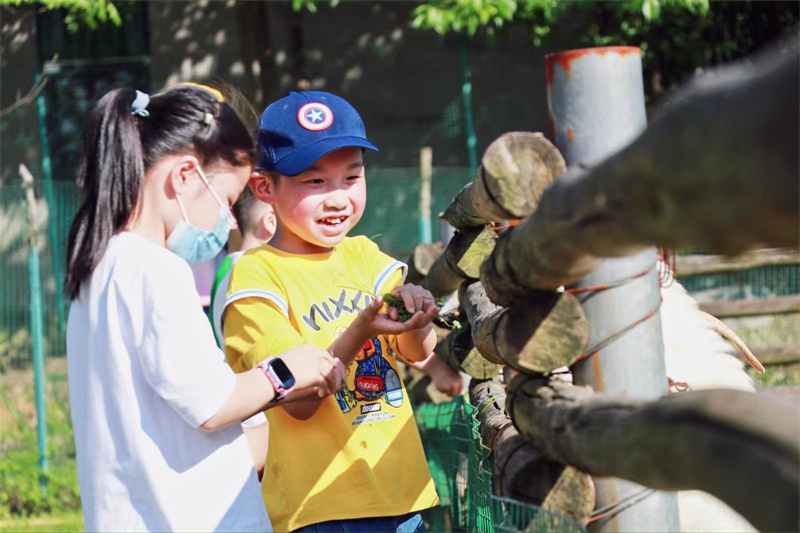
[224,91,441,532]
[209,188,277,345]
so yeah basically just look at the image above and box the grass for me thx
[0,512,82,532]
[750,363,800,389]
[0,359,81,525]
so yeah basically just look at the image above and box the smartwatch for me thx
[258,357,296,403]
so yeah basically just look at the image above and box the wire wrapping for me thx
[565,262,663,365]
[588,487,657,525]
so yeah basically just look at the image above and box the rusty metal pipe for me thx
[545,46,680,533]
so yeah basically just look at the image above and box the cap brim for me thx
[273,136,379,176]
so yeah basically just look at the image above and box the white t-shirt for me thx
[66,232,271,532]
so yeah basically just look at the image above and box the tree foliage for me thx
[293,0,711,45]
[413,0,712,45]
[291,0,797,99]
[0,0,121,31]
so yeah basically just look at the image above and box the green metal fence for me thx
[2,167,799,372]
[678,265,800,301]
[0,167,473,370]
[355,166,472,255]
[415,396,585,533]
[0,181,79,370]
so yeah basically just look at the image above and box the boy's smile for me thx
[267,147,367,254]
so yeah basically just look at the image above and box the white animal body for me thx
[661,280,761,392]
[660,280,761,532]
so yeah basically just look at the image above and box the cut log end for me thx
[442,131,568,229]
[406,242,445,284]
[480,131,566,219]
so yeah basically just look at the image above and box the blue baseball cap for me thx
[257,91,379,176]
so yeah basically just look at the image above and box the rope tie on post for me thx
[587,487,656,526]
[668,377,690,392]
[658,248,677,288]
[565,263,655,296]
[565,262,663,365]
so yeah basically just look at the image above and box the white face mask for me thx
[165,164,236,263]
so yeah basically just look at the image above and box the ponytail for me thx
[65,89,144,299]
[65,84,255,299]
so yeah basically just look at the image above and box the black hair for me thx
[65,85,255,299]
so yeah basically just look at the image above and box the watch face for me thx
[270,358,296,389]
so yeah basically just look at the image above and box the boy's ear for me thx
[257,208,277,241]
[249,170,275,204]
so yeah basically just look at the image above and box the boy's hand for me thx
[384,284,438,325]
[386,285,439,363]
[351,296,436,339]
[389,284,437,319]
[412,352,464,397]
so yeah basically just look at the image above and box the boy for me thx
[216,188,461,481]
[224,91,440,532]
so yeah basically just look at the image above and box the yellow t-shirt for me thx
[223,236,439,531]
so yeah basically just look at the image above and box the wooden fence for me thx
[410,34,799,532]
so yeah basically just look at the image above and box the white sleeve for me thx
[241,412,267,428]
[139,263,237,428]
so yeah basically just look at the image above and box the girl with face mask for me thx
[63,84,383,532]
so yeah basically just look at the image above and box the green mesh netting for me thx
[1,169,471,370]
[415,396,585,533]
[352,166,472,256]
[678,265,800,300]
[1,170,798,374]
[0,181,79,369]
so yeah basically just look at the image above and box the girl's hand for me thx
[279,345,343,398]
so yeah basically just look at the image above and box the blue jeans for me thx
[294,512,425,533]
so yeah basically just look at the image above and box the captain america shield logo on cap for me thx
[297,102,334,131]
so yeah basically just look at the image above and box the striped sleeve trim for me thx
[224,289,289,317]
[373,260,408,295]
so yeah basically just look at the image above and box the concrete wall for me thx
[147,1,558,168]
[3,1,581,178]
[1,8,44,184]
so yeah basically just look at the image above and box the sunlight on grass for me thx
[0,511,82,532]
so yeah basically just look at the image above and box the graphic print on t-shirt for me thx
[335,337,404,424]
[302,289,375,331]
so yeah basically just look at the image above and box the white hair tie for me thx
[131,90,150,117]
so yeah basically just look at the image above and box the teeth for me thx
[321,216,346,225]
